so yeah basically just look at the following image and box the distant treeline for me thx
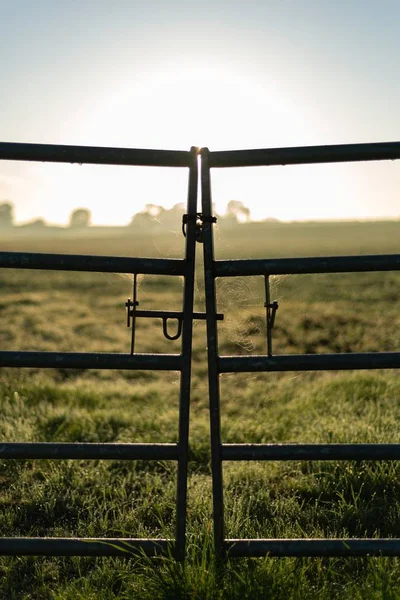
[0,200,278,230]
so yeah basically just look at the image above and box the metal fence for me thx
[1,139,400,560]
[200,142,400,558]
[0,142,199,561]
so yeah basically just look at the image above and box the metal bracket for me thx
[125,298,139,328]
[264,275,279,357]
[125,274,223,354]
[182,213,217,243]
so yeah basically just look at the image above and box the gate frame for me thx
[1,139,400,560]
[0,142,199,561]
[201,143,400,558]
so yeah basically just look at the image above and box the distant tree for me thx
[159,203,185,229]
[129,211,154,228]
[69,208,91,228]
[129,205,160,229]
[0,202,14,228]
[129,202,186,229]
[225,200,251,223]
[143,204,162,218]
[129,204,163,228]
[128,202,193,235]
[23,218,47,229]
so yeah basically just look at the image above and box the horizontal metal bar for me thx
[0,443,179,460]
[0,251,185,275]
[219,352,400,373]
[0,351,182,371]
[133,310,224,321]
[0,141,191,167]
[209,141,400,168]
[215,254,400,278]
[222,444,400,461]
[0,537,173,556]
[193,312,224,321]
[225,539,400,557]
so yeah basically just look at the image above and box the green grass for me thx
[0,219,399,598]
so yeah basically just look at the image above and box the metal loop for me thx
[162,317,183,341]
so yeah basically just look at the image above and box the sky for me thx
[1,0,400,225]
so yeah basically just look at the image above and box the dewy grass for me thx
[0,220,399,598]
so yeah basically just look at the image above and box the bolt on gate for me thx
[200,143,400,558]
[0,142,200,561]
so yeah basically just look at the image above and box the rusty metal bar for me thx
[0,351,181,371]
[0,252,185,276]
[225,539,400,558]
[0,538,172,557]
[222,444,400,461]
[209,140,400,168]
[0,443,179,460]
[219,352,400,373]
[0,141,190,167]
[215,254,400,278]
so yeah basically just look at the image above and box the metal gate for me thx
[0,142,199,561]
[200,143,400,558]
[1,140,400,561]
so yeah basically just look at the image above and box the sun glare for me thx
[17,63,352,225]
[80,63,310,151]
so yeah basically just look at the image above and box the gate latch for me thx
[125,274,223,354]
[182,213,217,243]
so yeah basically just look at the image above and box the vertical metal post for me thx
[264,275,278,357]
[175,146,199,561]
[131,273,138,354]
[200,148,225,557]
[265,275,271,356]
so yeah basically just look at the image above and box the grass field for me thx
[0,219,399,599]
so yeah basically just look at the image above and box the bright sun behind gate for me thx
[41,64,326,227]
[17,63,360,228]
